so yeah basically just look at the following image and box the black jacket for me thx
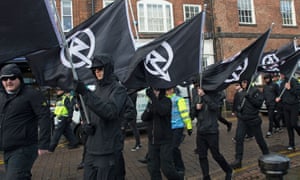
[279,77,300,105]
[263,81,279,108]
[236,86,264,124]
[190,92,220,134]
[0,86,51,151]
[141,93,173,145]
[82,77,127,155]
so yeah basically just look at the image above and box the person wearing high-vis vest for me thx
[49,89,79,152]
[166,87,193,175]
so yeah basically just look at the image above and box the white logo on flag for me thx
[144,41,173,81]
[261,53,280,72]
[60,28,95,68]
[225,58,248,83]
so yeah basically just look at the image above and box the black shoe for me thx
[131,144,142,151]
[225,170,233,180]
[138,158,147,164]
[194,148,198,154]
[227,122,232,132]
[68,143,79,149]
[48,145,56,152]
[244,135,254,141]
[230,159,242,169]
[77,162,84,170]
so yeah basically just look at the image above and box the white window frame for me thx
[103,0,114,8]
[137,0,174,33]
[61,0,73,32]
[237,0,256,25]
[183,4,201,21]
[280,0,296,26]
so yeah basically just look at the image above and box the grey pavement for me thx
[1,113,300,179]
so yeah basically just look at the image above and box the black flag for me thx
[124,12,204,89]
[278,50,300,79]
[27,0,135,90]
[201,28,271,91]
[258,40,298,72]
[0,0,61,62]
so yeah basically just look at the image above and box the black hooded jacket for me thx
[81,55,128,155]
[235,85,264,124]
[263,78,279,108]
[141,89,173,145]
[0,64,51,151]
[279,77,300,105]
[190,92,220,134]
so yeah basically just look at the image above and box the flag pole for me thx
[278,52,300,98]
[240,24,273,108]
[198,4,207,89]
[50,0,91,124]
[247,23,274,93]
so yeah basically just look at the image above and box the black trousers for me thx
[235,118,269,161]
[83,151,125,180]
[282,104,300,147]
[172,128,185,172]
[147,142,183,180]
[49,118,79,151]
[267,106,280,132]
[4,144,38,180]
[196,132,231,179]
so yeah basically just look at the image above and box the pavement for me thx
[1,113,300,180]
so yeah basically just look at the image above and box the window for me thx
[61,0,73,32]
[280,0,296,26]
[183,4,201,21]
[137,0,173,33]
[237,0,255,24]
[103,0,114,7]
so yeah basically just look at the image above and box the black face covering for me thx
[90,55,114,85]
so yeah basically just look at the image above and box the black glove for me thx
[83,123,96,135]
[146,88,155,99]
[74,81,87,95]
[188,129,193,136]
[244,92,250,99]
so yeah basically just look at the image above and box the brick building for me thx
[54,0,300,102]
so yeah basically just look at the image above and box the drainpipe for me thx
[91,0,95,16]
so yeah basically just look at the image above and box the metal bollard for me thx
[258,153,290,180]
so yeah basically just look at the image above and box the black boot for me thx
[230,159,242,169]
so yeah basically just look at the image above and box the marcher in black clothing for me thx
[142,88,184,180]
[275,72,300,151]
[272,73,285,127]
[190,87,233,180]
[191,80,232,131]
[49,89,79,152]
[262,74,281,137]
[230,80,269,169]
[231,83,253,143]
[0,64,51,179]
[74,54,131,180]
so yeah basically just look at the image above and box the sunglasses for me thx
[92,67,104,71]
[2,76,17,81]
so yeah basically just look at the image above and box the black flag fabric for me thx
[27,0,135,90]
[258,40,298,72]
[278,50,300,79]
[200,28,271,92]
[124,12,204,89]
[0,0,61,62]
